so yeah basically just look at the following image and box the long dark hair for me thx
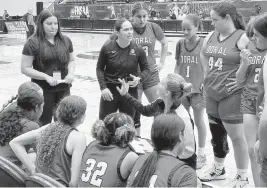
[36,95,87,167]
[33,9,70,69]
[0,82,43,146]
[212,2,245,30]
[253,13,267,38]
[130,114,185,187]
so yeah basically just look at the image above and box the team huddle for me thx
[0,1,267,188]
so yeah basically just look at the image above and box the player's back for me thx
[78,140,131,187]
[127,152,197,187]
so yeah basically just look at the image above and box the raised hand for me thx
[116,78,129,96]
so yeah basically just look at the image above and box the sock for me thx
[214,161,224,170]
[198,147,205,156]
[237,168,248,180]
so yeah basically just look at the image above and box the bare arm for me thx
[200,31,214,78]
[259,62,267,158]
[68,131,87,187]
[120,151,138,180]
[174,40,181,74]
[67,53,75,76]
[174,60,180,74]
[159,37,168,67]
[236,50,250,86]
[236,34,250,86]
[9,125,49,173]
[21,55,48,80]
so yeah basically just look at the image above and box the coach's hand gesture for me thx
[117,78,129,96]
[128,74,140,88]
[101,88,113,101]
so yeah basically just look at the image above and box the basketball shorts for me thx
[241,94,257,115]
[206,90,243,124]
[182,92,206,111]
[138,71,160,91]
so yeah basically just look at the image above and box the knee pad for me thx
[208,114,229,158]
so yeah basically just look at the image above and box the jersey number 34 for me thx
[81,158,108,187]
[208,57,223,70]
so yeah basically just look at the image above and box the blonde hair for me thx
[165,73,192,105]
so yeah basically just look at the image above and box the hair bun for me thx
[183,83,192,94]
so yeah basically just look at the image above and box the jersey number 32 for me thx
[81,158,108,187]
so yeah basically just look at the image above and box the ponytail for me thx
[0,95,18,113]
[91,120,111,145]
[130,150,159,187]
[234,12,245,30]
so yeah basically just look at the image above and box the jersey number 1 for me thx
[186,66,190,78]
[81,158,108,187]
[143,46,148,56]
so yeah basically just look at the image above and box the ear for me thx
[225,14,232,22]
[165,90,171,97]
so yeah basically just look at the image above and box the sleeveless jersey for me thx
[127,153,189,187]
[36,126,74,186]
[133,22,157,71]
[203,30,244,101]
[243,42,266,99]
[257,63,265,114]
[78,140,131,187]
[176,38,204,93]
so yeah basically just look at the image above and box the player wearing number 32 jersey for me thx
[78,113,138,187]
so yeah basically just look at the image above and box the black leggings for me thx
[208,114,229,158]
[99,84,138,120]
[40,89,70,126]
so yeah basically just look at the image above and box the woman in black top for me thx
[117,73,197,170]
[21,9,75,126]
[96,18,150,120]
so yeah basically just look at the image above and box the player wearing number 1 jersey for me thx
[236,17,267,187]
[175,14,207,170]
[199,3,251,187]
[78,113,138,187]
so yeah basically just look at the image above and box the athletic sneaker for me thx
[197,155,207,169]
[199,165,226,182]
[229,175,249,188]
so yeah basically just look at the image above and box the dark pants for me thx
[39,89,70,126]
[99,84,138,120]
[208,114,229,158]
[26,25,34,39]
